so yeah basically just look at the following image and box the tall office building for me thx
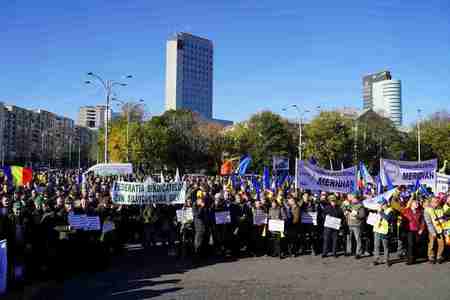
[77,105,111,129]
[362,71,392,110]
[372,79,402,127]
[165,32,213,119]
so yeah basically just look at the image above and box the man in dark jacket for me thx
[322,195,344,258]
[192,194,208,259]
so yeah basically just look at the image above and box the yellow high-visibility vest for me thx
[425,207,445,234]
[373,208,392,235]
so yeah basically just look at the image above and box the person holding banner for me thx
[251,199,268,256]
[267,199,287,258]
[322,195,344,258]
[372,199,394,267]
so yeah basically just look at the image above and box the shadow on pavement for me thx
[30,245,237,300]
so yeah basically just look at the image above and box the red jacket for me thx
[401,208,425,232]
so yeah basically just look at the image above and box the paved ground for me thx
[26,245,450,300]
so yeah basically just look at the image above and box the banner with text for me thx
[435,173,450,193]
[86,163,133,177]
[111,181,186,205]
[273,156,290,171]
[296,160,356,193]
[380,159,437,187]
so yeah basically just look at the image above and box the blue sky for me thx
[1,0,449,126]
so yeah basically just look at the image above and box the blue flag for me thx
[414,178,421,192]
[252,176,261,200]
[375,175,383,195]
[308,157,318,165]
[0,239,7,295]
[237,155,252,176]
[263,167,270,190]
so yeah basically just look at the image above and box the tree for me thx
[304,111,354,169]
[225,111,295,173]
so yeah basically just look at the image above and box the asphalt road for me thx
[28,245,450,300]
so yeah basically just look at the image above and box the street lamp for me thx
[282,105,310,190]
[112,98,145,162]
[85,72,132,163]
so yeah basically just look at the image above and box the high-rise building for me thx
[372,79,402,126]
[77,105,111,129]
[165,32,213,119]
[362,71,392,110]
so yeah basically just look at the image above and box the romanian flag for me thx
[3,166,33,186]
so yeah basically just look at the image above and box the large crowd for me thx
[1,169,449,292]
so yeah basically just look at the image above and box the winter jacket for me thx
[401,208,425,232]
[344,203,366,227]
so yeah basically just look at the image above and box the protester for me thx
[424,197,446,264]
[401,199,425,265]
[322,195,344,258]
[372,199,394,267]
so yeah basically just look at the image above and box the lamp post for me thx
[282,105,310,190]
[111,98,145,162]
[85,72,132,163]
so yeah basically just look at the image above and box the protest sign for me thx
[85,216,101,231]
[301,212,318,225]
[253,212,268,225]
[102,221,115,233]
[435,173,450,193]
[366,212,380,226]
[111,181,186,205]
[0,240,6,295]
[68,214,87,230]
[215,211,231,224]
[297,160,357,193]
[177,208,193,223]
[273,156,289,171]
[324,216,341,230]
[86,163,133,177]
[380,159,437,187]
[268,219,285,232]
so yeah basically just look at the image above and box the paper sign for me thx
[102,221,115,233]
[301,212,318,225]
[176,208,193,223]
[68,214,87,230]
[268,219,285,232]
[324,215,341,230]
[215,211,231,224]
[85,216,101,231]
[253,213,268,225]
[366,212,380,226]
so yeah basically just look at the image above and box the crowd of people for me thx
[0,169,449,293]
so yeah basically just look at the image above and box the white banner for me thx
[111,181,186,205]
[324,215,341,230]
[435,173,450,193]
[297,160,357,193]
[380,159,437,187]
[86,163,133,177]
[268,219,285,232]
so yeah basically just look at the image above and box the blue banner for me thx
[380,159,437,187]
[297,160,357,193]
